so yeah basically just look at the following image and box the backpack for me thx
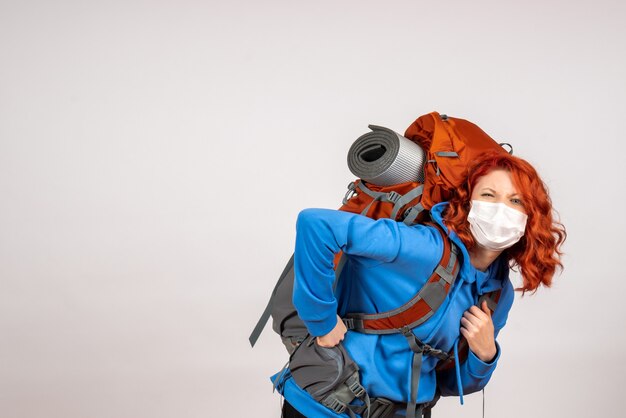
[250,111,509,418]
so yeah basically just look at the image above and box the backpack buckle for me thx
[421,344,435,355]
[422,344,451,360]
[323,396,348,414]
[400,325,414,338]
[342,317,355,329]
[386,191,402,204]
[343,182,357,205]
[346,374,366,398]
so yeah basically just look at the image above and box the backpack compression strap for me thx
[350,180,425,225]
[342,223,460,334]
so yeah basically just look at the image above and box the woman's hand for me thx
[460,300,497,362]
[316,315,347,347]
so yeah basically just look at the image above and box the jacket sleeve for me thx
[436,278,515,396]
[292,208,409,337]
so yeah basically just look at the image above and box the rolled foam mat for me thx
[347,125,426,186]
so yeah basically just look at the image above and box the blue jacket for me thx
[272,202,514,417]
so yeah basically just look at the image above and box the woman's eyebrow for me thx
[481,187,520,197]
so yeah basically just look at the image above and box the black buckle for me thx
[422,344,451,361]
[342,317,355,329]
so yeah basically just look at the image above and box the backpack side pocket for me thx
[290,336,366,414]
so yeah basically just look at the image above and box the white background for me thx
[1,1,624,417]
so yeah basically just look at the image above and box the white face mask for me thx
[467,200,528,251]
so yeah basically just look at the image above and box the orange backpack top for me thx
[338,111,510,224]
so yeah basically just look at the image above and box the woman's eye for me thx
[511,198,523,205]
[481,193,494,197]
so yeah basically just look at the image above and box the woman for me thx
[275,151,566,417]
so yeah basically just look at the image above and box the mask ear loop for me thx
[499,143,513,154]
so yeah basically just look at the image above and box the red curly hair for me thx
[443,150,566,293]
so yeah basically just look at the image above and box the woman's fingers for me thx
[481,300,492,316]
[459,326,470,339]
[461,305,494,337]
[468,305,489,320]
[316,315,347,347]
[463,310,485,328]
[460,316,476,331]
[460,303,497,362]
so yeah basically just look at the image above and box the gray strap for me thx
[407,354,422,418]
[322,395,350,415]
[478,293,498,312]
[357,182,408,218]
[402,203,424,225]
[360,392,372,418]
[360,193,384,216]
[434,243,458,284]
[402,328,451,418]
[321,371,369,418]
[343,182,358,204]
[390,185,424,220]
[327,372,365,403]
[249,254,295,347]
[333,254,347,291]
[427,159,440,176]
[404,334,424,418]
[435,151,459,157]
[357,181,386,199]
[352,397,395,418]
[359,184,423,222]
[420,282,447,311]
[359,190,401,217]
[434,264,455,284]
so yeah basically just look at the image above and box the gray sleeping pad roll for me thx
[347,125,426,186]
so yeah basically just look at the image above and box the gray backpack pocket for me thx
[290,335,366,415]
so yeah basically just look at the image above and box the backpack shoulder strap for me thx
[478,288,501,312]
[343,223,460,334]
